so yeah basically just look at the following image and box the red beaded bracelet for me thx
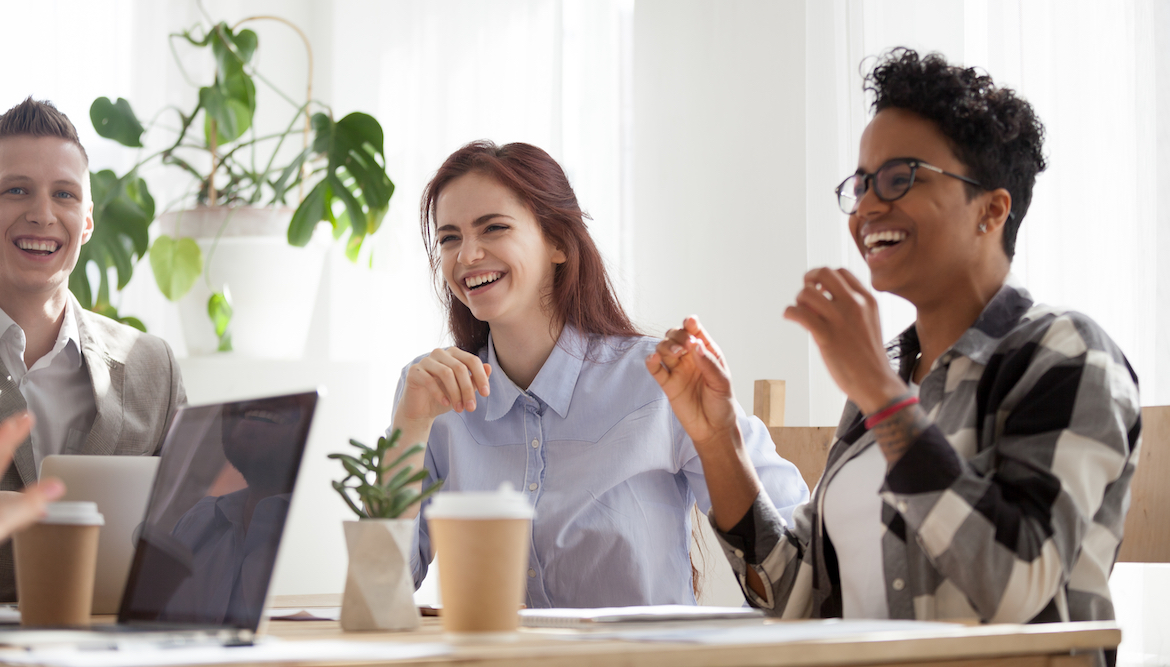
[864,396,919,430]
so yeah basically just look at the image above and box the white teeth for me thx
[863,230,907,250]
[464,272,502,288]
[16,239,60,253]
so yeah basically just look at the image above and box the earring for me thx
[978,223,987,234]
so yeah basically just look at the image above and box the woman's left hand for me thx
[784,267,907,414]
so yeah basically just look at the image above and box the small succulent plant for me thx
[329,429,441,519]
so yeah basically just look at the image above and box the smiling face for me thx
[0,135,93,309]
[435,171,566,330]
[849,108,1003,306]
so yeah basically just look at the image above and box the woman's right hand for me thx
[644,316,739,449]
[393,347,493,427]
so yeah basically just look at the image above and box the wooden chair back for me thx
[753,378,1167,562]
[1117,405,1170,563]
[753,380,835,492]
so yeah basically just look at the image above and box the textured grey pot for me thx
[340,519,420,631]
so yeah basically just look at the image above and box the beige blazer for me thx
[0,294,186,601]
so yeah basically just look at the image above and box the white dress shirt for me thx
[398,326,809,608]
[0,300,97,473]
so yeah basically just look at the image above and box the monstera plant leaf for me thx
[90,97,145,148]
[288,112,394,257]
[68,170,154,329]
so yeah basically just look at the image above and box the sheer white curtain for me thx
[323,0,633,369]
[808,0,1166,412]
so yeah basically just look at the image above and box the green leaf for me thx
[90,97,144,148]
[271,147,311,204]
[200,86,252,144]
[310,112,333,154]
[345,232,364,262]
[149,235,202,301]
[416,478,444,504]
[333,454,366,476]
[222,70,256,114]
[118,316,147,332]
[231,29,258,66]
[347,439,375,454]
[332,480,367,519]
[288,179,329,246]
[381,443,424,476]
[208,288,233,352]
[297,112,395,252]
[328,173,367,237]
[209,23,253,81]
[71,169,154,320]
[381,465,416,494]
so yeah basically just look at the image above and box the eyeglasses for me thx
[834,158,985,215]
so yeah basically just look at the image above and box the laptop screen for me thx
[117,391,318,630]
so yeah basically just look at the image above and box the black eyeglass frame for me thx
[834,158,985,215]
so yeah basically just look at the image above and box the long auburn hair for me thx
[420,141,638,353]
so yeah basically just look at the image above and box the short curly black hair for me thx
[865,48,1046,260]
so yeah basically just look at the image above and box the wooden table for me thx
[264,609,1119,667]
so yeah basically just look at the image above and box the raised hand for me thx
[394,347,493,428]
[783,267,907,415]
[0,413,65,539]
[644,316,739,449]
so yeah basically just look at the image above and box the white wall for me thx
[633,0,814,427]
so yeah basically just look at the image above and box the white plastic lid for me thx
[40,501,104,526]
[424,482,534,520]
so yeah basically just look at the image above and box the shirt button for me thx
[734,549,744,559]
[528,483,538,491]
[531,439,539,448]
[528,569,536,578]
[892,578,905,591]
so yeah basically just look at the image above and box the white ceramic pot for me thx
[157,207,328,358]
[340,519,420,632]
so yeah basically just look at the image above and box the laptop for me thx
[0,390,319,649]
[39,455,160,615]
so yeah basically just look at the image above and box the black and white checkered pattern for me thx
[715,282,1140,667]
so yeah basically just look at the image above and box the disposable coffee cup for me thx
[14,501,104,627]
[425,483,534,633]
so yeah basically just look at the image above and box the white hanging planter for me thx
[158,207,328,359]
[340,519,420,632]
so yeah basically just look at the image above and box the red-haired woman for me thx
[387,141,807,609]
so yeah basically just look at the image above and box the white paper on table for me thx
[0,639,449,667]
[573,618,958,644]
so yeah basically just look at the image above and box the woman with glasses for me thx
[647,48,1140,659]
[389,141,807,608]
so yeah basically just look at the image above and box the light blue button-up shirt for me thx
[394,326,808,608]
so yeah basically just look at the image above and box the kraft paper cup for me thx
[425,483,533,633]
[14,501,104,627]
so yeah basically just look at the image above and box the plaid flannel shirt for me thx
[715,281,1140,665]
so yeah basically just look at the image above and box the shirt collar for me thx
[0,307,17,343]
[483,325,588,421]
[57,298,84,368]
[893,275,1034,373]
[0,300,84,369]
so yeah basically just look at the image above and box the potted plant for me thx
[329,429,441,631]
[77,13,394,355]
